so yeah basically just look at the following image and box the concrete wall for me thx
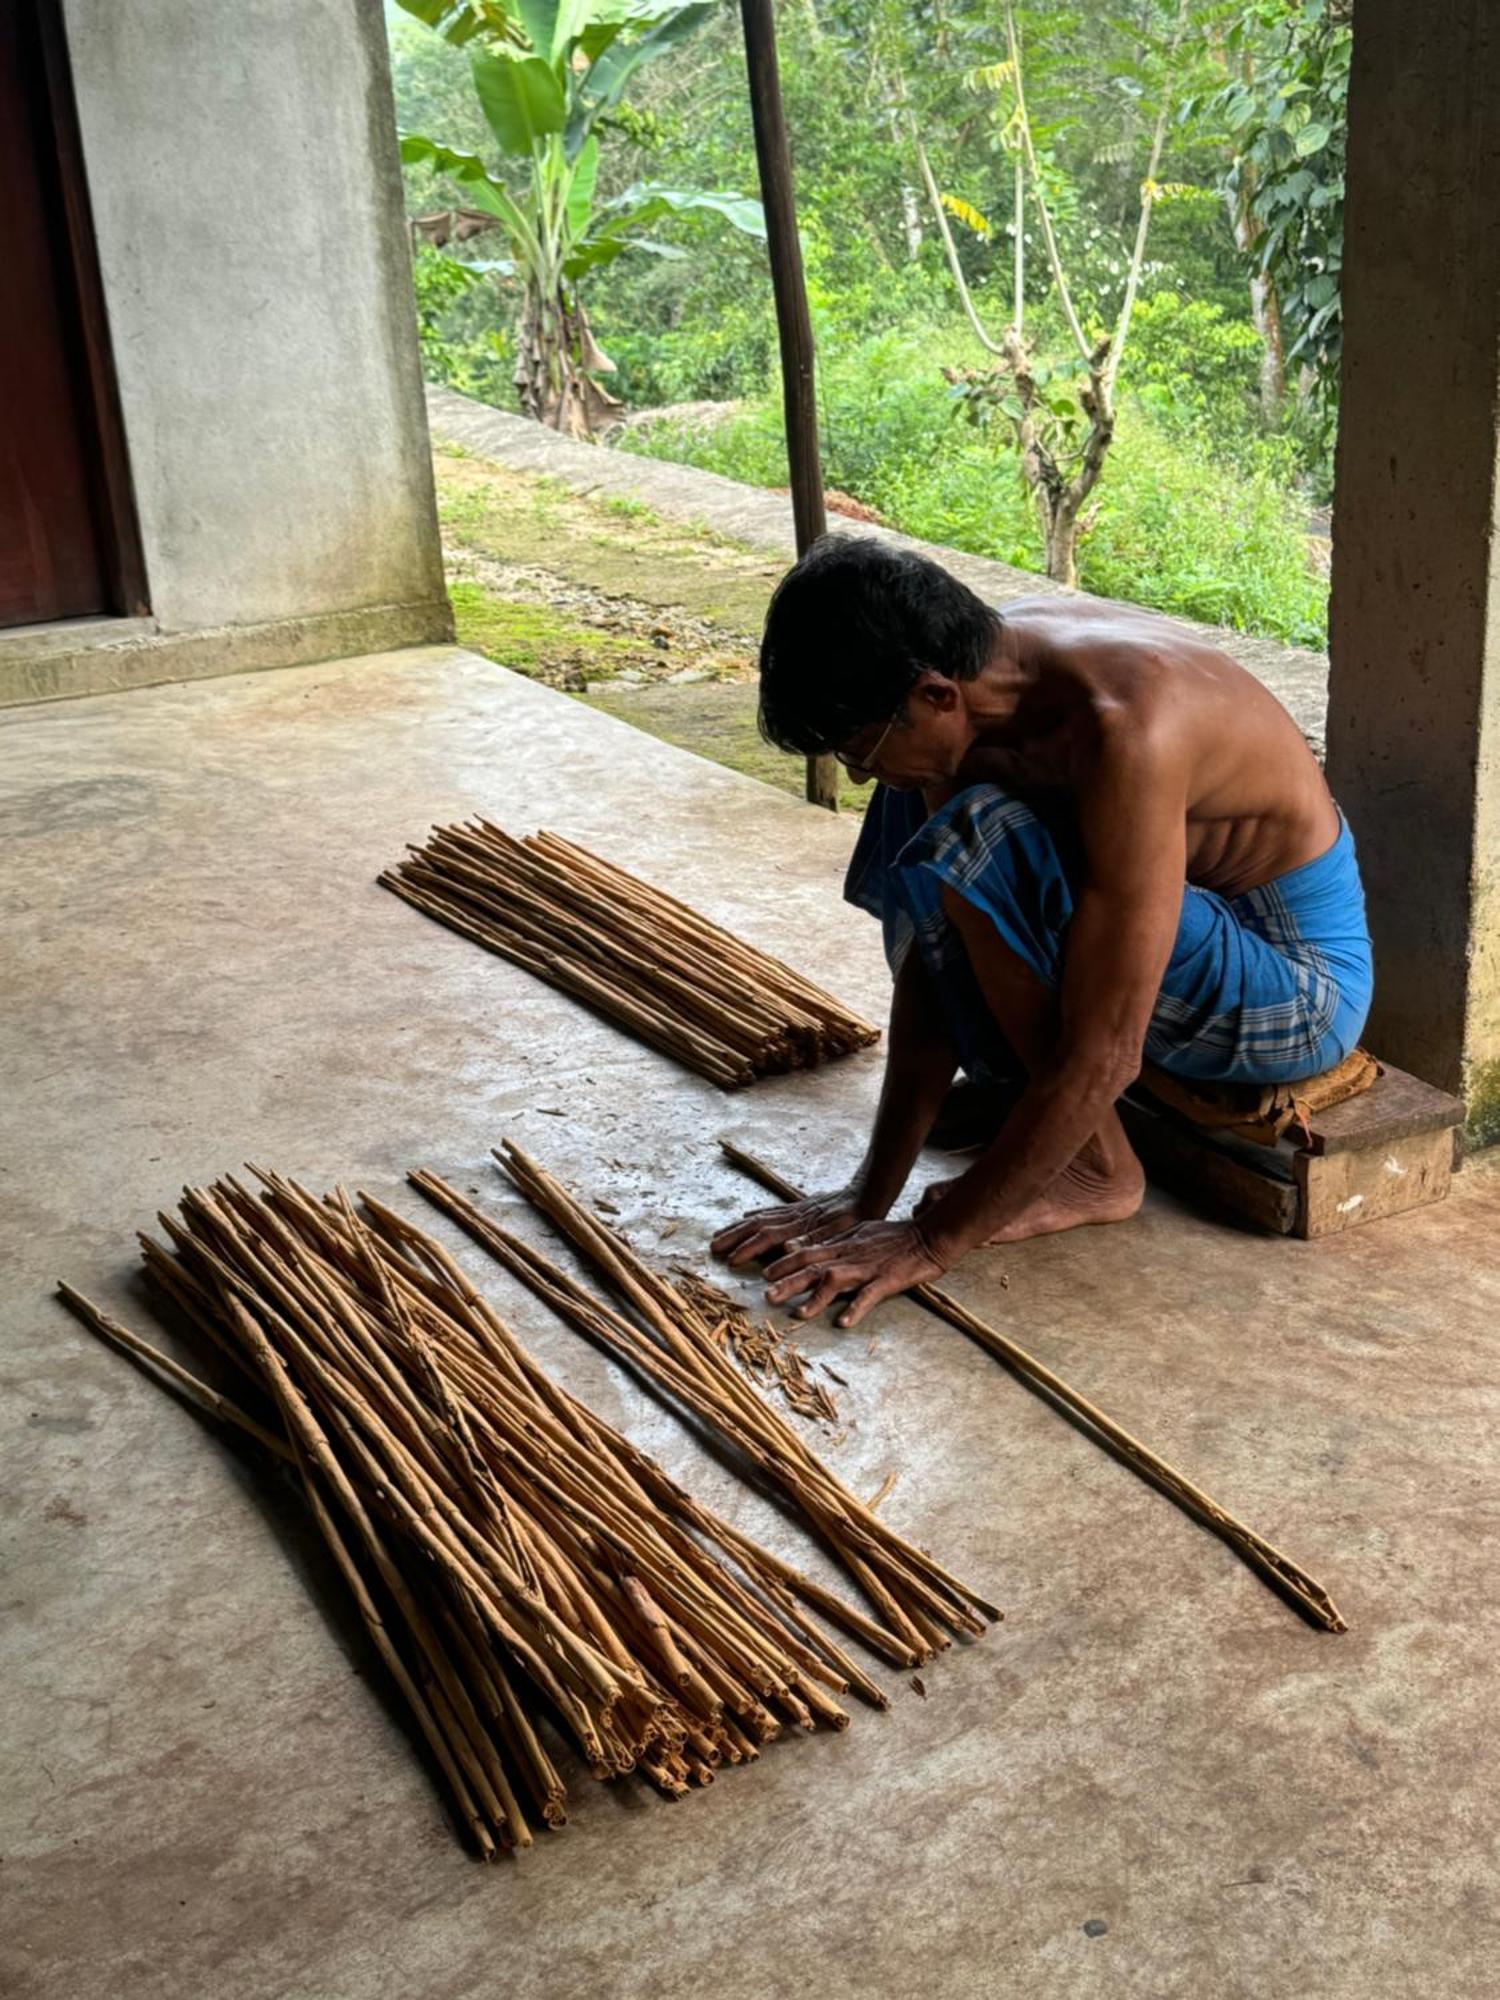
[1325,0,1500,1137]
[6,0,451,702]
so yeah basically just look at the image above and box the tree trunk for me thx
[1249,270,1286,426]
[512,286,545,423]
[1229,166,1286,428]
[998,322,1100,590]
[513,285,621,440]
[1042,505,1079,588]
[878,60,923,260]
[899,181,924,259]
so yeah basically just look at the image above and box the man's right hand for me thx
[710,1187,880,1269]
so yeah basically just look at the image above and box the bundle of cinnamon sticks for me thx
[60,1161,991,1858]
[380,820,879,1087]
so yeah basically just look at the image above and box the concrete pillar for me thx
[1326,0,1500,1139]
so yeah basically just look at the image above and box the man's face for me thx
[835,674,971,790]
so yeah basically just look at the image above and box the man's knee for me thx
[941,880,1057,992]
[933,796,1067,928]
[940,881,989,935]
[913,785,1074,991]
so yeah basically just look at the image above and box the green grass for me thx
[599,493,660,523]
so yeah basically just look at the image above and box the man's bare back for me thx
[941,595,1340,900]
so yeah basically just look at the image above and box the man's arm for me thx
[852,946,961,1214]
[762,713,1191,1321]
[711,947,958,1266]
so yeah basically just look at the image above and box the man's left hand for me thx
[763,1219,947,1329]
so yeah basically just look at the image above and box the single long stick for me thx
[56,1283,294,1461]
[738,0,838,813]
[717,1140,1347,1633]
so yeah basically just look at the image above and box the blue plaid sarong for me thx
[845,784,1373,1085]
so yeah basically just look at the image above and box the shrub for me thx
[1077,421,1325,645]
[1125,292,1267,461]
[618,318,1327,647]
[412,247,515,409]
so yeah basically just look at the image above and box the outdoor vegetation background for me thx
[389,0,1347,650]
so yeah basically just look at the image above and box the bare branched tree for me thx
[916,0,1191,586]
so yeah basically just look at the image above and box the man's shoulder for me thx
[1026,594,1234,672]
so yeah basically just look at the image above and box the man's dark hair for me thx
[757,534,1002,755]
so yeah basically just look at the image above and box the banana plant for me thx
[398,0,765,437]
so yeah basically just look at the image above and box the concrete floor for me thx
[3,644,1498,2000]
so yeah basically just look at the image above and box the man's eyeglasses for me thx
[834,707,901,773]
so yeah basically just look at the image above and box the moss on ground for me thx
[434,451,781,635]
[434,443,865,810]
[447,580,644,685]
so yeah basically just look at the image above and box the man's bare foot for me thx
[916,1151,1145,1243]
[982,1151,1145,1241]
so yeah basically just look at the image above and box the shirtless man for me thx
[711,535,1372,1327]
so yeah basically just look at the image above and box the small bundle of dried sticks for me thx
[379,820,879,1087]
[413,1144,997,1669]
[59,1166,988,1859]
[674,1270,839,1426]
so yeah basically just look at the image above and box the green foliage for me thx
[621,322,1326,646]
[1202,0,1349,400]
[914,0,1237,329]
[603,248,777,405]
[412,245,514,403]
[395,0,762,427]
[471,50,567,152]
[398,6,753,288]
[395,0,522,48]
[389,0,1341,643]
[1125,291,1270,464]
[389,12,492,216]
[1070,419,1324,644]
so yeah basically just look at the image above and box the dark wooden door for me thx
[0,2,145,629]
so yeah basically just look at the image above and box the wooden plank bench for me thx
[1120,1062,1467,1239]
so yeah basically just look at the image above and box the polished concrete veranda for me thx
[3,644,1497,2000]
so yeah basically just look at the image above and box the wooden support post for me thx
[739,0,838,812]
[1326,0,1500,1133]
